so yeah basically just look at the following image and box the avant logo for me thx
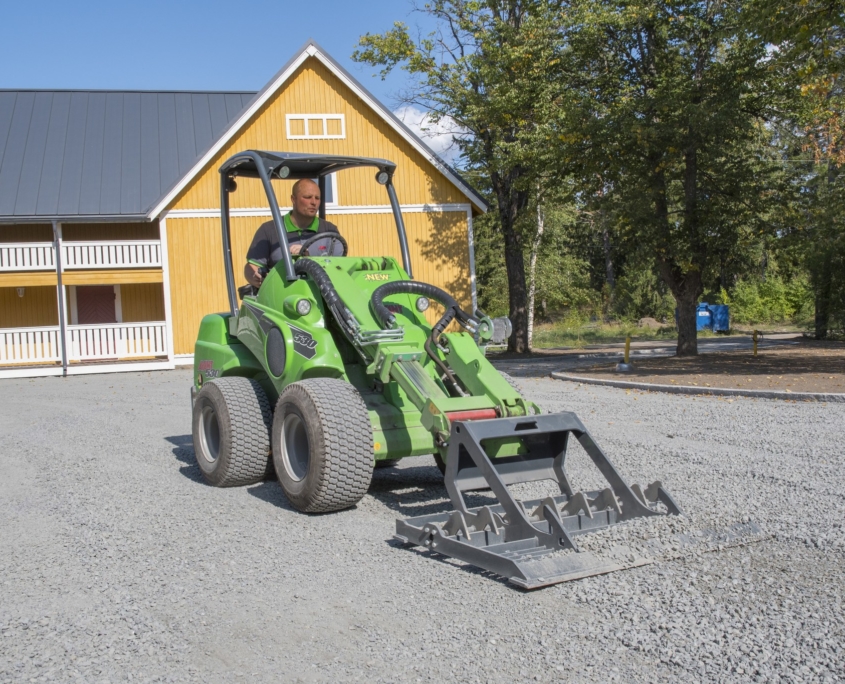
[288,324,318,359]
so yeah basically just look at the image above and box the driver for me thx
[244,178,340,288]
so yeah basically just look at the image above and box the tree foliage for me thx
[354,1,569,352]
[355,1,845,348]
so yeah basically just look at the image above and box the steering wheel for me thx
[298,232,348,257]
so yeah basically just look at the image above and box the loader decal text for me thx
[289,324,318,359]
[364,274,390,281]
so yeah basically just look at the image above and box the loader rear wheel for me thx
[272,379,373,513]
[192,377,273,487]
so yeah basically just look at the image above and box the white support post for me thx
[52,221,69,376]
[159,216,176,364]
[466,207,478,314]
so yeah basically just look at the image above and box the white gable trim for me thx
[146,43,485,220]
[146,50,313,220]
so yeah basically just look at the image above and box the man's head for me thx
[290,179,321,224]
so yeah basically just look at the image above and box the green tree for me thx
[557,0,785,354]
[753,0,845,337]
[353,1,567,352]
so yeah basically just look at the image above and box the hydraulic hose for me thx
[371,281,477,331]
[371,280,479,395]
[293,259,357,334]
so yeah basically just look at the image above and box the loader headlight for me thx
[296,299,312,315]
[277,165,291,179]
[415,297,430,312]
[376,171,390,185]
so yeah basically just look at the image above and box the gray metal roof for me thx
[0,90,255,221]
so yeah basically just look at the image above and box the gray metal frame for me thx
[396,413,682,589]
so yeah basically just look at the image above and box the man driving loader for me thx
[244,178,340,288]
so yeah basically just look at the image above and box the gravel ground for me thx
[1,369,843,683]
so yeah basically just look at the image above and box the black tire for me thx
[192,377,273,487]
[434,452,447,476]
[272,379,373,513]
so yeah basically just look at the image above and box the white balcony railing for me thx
[0,322,168,365]
[0,243,56,271]
[67,322,168,360]
[0,240,162,272]
[0,327,61,364]
[62,241,162,269]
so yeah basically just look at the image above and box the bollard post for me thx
[753,330,758,357]
[616,335,633,372]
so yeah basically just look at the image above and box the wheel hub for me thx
[199,404,221,463]
[281,413,310,481]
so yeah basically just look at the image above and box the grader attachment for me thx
[395,413,682,589]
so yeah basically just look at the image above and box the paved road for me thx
[491,333,802,377]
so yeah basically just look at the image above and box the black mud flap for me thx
[395,413,684,589]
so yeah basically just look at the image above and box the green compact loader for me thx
[191,151,681,589]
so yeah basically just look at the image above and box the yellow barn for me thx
[0,40,486,378]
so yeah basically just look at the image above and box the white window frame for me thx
[286,114,346,140]
[321,173,339,207]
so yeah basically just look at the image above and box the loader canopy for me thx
[218,150,410,316]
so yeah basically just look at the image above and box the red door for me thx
[76,286,117,324]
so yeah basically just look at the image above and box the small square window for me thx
[286,114,345,140]
[288,118,305,137]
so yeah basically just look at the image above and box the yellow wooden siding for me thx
[171,59,468,212]
[0,286,58,327]
[62,269,163,285]
[62,222,159,241]
[0,269,162,289]
[121,283,165,322]
[0,225,52,242]
[0,272,57,287]
[166,209,470,355]
[167,217,228,354]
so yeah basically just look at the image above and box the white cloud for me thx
[393,105,467,166]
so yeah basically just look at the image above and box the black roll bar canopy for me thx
[218,151,412,315]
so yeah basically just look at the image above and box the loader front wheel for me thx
[273,379,373,513]
[192,377,273,487]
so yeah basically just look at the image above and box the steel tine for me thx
[560,491,593,518]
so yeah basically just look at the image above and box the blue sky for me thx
[0,0,416,99]
[0,1,462,160]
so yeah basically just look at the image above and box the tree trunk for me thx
[503,232,529,352]
[675,289,700,356]
[527,199,545,350]
[814,253,832,339]
[492,171,530,353]
[658,261,702,356]
[602,223,615,293]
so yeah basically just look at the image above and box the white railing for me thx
[0,326,62,364]
[0,322,168,365]
[62,240,162,269]
[0,240,161,272]
[67,322,168,360]
[0,243,56,271]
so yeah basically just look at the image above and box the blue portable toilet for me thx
[696,303,713,331]
[709,304,730,333]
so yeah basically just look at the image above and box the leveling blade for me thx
[395,413,683,589]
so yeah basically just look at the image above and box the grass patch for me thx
[532,321,678,348]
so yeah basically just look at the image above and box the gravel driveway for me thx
[1,369,842,682]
